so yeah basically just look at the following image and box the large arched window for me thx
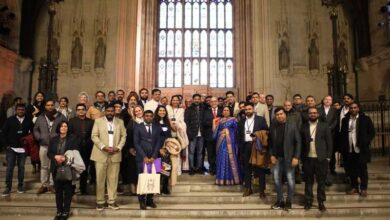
[157,0,233,88]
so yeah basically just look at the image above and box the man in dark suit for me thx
[202,97,222,175]
[68,103,95,195]
[238,102,268,197]
[340,102,375,197]
[1,104,33,196]
[133,110,162,210]
[137,88,149,109]
[301,107,333,212]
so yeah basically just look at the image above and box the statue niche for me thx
[94,36,106,69]
[279,35,290,70]
[308,38,319,70]
[71,36,83,69]
[338,41,348,69]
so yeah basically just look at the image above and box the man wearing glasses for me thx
[68,103,95,195]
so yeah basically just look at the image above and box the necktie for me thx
[212,109,216,118]
[147,124,151,134]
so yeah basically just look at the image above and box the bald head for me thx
[284,100,293,112]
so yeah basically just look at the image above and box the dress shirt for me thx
[244,115,255,142]
[349,114,359,153]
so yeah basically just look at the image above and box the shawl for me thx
[162,138,182,186]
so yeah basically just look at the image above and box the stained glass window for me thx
[158,0,234,88]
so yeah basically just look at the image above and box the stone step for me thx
[2,218,390,220]
[1,201,390,218]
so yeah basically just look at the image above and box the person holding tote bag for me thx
[47,121,79,220]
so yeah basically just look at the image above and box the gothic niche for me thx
[338,40,348,69]
[71,33,83,69]
[278,33,290,70]
[94,34,106,69]
[308,36,319,70]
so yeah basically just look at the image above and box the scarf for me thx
[44,109,58,121]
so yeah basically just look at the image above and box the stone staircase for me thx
[1,155,390,219]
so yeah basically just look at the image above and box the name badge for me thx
[162,127,168,132]
[17,130,23,134]
[246,130,251,134]
[108,131,114,135]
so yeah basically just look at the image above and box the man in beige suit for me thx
[251,92,270,127]
[91,104,126,211]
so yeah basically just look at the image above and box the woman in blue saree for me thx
[213,106,241,185]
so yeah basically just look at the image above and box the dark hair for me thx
[307,106,318,112]
[239,101,246,106]
[105,103,115,110]
[153,105,171,129]
[13,97,22,104]
[170,95,181,106]
[343,93,354,100]
[15,103,25,110]
[333,101,341,105]
[251,92,259,96]
[144,110,154,116]
[218,97,224,101]
[349,102,360,108]
[206,95,212,99]
[95,90,105,97]
[151,89,161,95]
[293,94,302,99]
[192,93,201,99]
[139,88,148,94]
[44,98,55,105]
[33,91,45,103]
[127,92,139,103]
[245,102,254,107]
[274,107,285,114]
[108,90,115,96]
[222,106,232,115]
[56,121,69,135]
[225,91,235,96]
[306,95,315,101]
[116,89,125,94]
[75,103,87,110]
[59,97,69,104]
[266,94,274,99]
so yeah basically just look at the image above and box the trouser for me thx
[95,158,120,204]
[272,157,295,202]
[79,150,92,193]
[205,139,216,172]
[303,158,328,203]
[55,180,73,213]
[188,136,204,171]
[39,145,53,187]
[241,142,267,191]
[5,148,26,189]
[120,156,131,184]
[138,194,154,203]
[347,152,368,190]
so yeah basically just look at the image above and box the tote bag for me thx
[137,163,161,195]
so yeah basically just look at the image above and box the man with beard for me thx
[185,94,205,175]
[91,104,127,210]
[283,100,302,130]
[292,94,305,113]
[116,89,127,110]
[301,107,333,212]
[68,103,95,195]
[238,102,268,198]
[251,92,270,127]
[225,91,240,117]
[138,88,149,109]
[33,99,66,194]
[87,91,108,120]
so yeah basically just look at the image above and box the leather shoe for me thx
[304,202,312,210]
[346,188,359,195]
[37,186,48,194]
[360,190,368,197]
[146,201,157,208]
[48,186,55,193]
[318,202,326,212]
[242,188,253,197]
[139,201,146,210]
[259,191,266,199]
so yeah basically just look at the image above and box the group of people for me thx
[0,88,375,219]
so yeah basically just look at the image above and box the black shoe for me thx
[108,202,120,210]
[2,188,10,197]
[325,180,333,187]
[330,170,337,176]
[80,190,88,195]
[318,202,326,212]
[146,201,157,208]
[96,203,105,211]
[139,201,146,210]
[189,170,195,176]
[162,187,171,195]
[54,212,62,220]
[284,201,292,210]
[61,212,69,220]
[295,179,302,184]
[304,202,312,210]
[271,201,284,210]
[259,191,266,199]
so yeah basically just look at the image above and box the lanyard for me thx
[246,118,254,131]
[108,121,113,132]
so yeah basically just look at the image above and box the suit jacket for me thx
[255,103,270,127]
[68,117,94,155]
[301,120,333,161]
[318,105,337,134]
[184,103,205,140]
[90,117,127,163]
[33,112,66,146]
[238,115,268,146]
[202,107,223,141]
[47,134,79,174]
[269,120,302,162]
[1,116,33,148]
[133,122,162,163]
[340,112,375,163]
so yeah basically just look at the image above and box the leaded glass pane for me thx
[175,2,182,28]
[226,30,233,57]
[192,59,200,85]
[200,2,207,28]
[217,2,224,29]
[167,3,175,28]
[184,30,191,57]
[159,31,166,57]
[200,59,208,85]
[210,59,217,87]
[158,60,166,87]
[226,59,233,87]
[167,30,174,57]
[218,60,225,87]
[200,30,207,57]
[217,30,225,57]
[210,3,216,28]
[184,59,191,85]
[210,31,217,57]
[185,3,191,28]
[160,3,167,29]
[175,31,182,57]
[225,2,233,28]
[192,2,200,28]
[166,59,174,87]
[192,30,200,57]
[175,59,182,87]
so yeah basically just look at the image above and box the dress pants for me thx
[347,152,368,190]
[39,146,53,187]
[54,180,73,213]
[303,158,328,203]
[95,157,120,205]
[5,149,26,189]
[205,139,216,173]
[79,148,92,193]
[241,142,267,192]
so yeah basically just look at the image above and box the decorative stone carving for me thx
[308,37,319,70]
[70,0,84,72]
[338,40,348,69]
[306,0,320,71]
[71,36,83,69]
[94,36,106,69]
[94,0,109,71]
[279,37,290,70]
[276,0,290,72]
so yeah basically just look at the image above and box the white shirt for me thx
[16,116,25,124]
[339,106,349,131]
[107,119,114,148]
[308,120,318,158]
[211,107,218,118]
[324,106,330,116]
[144,122,152,134]
[349,114,359,153]
[244,115,255,142]
[144,99,160,113]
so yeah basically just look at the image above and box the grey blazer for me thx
[269,120,302,162]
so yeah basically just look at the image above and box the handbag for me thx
[137,163,161,195]
[161,155,172,177]
[56,164,73,181]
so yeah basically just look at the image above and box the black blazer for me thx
[133,122,162,163]
[47,134,79,175]
[340,113,375,163]
[202,107,223,141]
[184,104,205,140]
[68,117,94,155]
[1,116,33,148]
[301,120,333,161]
[269,120,302,161]
[238,115,268,146]
[318,106,337,134]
